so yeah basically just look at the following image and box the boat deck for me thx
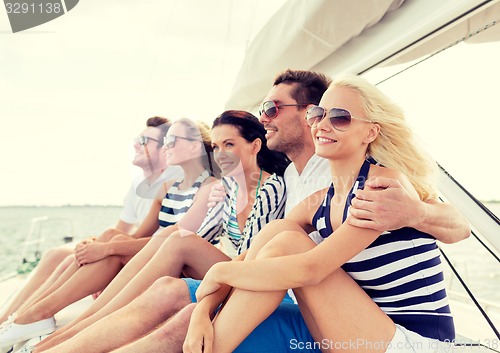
[1,276,498,352]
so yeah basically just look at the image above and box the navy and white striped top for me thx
[158,170,210,228]
[196,174,286,257]
[312,159,455,341]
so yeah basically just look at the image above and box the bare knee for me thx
[43,246,74,263]
[110,233,133,242]
[247,220,304,259]
[255,231,313,260]
[148,277,191,309]
[97,228,123,242]
[160,232,195,260]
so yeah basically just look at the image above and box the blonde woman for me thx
[185,76,455,353]
[0,118,217,350]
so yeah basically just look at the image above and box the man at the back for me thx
[33,70,469,353]
[0,116,182,325]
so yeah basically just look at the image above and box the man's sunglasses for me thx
[135,135,160,146]
[163,135,198,149]
[305,106,372,131]
[258,100,308,119]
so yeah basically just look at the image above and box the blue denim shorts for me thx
[181,278,317,353]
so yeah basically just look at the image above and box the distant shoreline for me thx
[1,201,499,208]
[0,205,122,208]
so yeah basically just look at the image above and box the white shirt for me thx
[120,166,184,225]
[283,154,331,216]
[284,154,331,303]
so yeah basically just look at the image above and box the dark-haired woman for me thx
[33,111,290,353]
[0,118,218,351]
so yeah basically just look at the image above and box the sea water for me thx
[0,206,122,276]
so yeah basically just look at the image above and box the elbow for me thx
[458,226,472,242]
[298,261,325,287]
[440,226,471,244]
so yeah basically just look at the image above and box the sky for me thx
[0,0,285,206]
[0,1,499,206]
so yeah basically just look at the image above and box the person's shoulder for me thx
[369,164,407,182]
[160,165,184,181]
[261,173,286,190]
[283,162,297,177]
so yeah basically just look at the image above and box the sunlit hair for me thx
[330,75,438,201]
[146,116,171,147]
[212,110,290,176]
[173,118,220,178]
[274,69,332,106]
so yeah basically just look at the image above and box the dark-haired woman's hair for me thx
[212,110,290,176]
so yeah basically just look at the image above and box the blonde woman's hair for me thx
[331,75,438,201]
[173,118,220,178]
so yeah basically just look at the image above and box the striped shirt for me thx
[312,159,455,341]
[196,173,286,257]
[158,170,210,228]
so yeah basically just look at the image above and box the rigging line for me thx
[438,164,500,226]
[437,163,500,263]
[441,192,500,263]
[439,246,500,340]
[374,18,499,86]
[471,228,500,263]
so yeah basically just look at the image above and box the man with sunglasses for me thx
[257,69,469,242]
[41,71,468,353]
[0,117,183,333]
[183,69,470,352]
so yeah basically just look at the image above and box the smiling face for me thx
[258,83,310,156]
[211,124,259,176]
[313,86,379,161]
[163,122,200,166]
[132,127,167,172]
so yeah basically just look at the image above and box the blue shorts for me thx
[181,278,318,353]
[181,278,295,304]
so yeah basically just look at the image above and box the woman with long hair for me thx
[185,76,455,353]
[29,110,290,353]
[0,118,217,350]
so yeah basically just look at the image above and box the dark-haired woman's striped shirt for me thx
[197,173,286,257]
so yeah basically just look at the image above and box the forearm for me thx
[107,238,151,256]
[196,284,232,317]
[212,255,315,291]
[412,201,470,243]
[195,254,247,315]
[210,226,379,292]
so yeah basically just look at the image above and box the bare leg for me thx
[35,277,192,353]
[34,233,169,349]
[0,247,73,323]
[13,254,124,325]
[110,303,196,353]
[293,268,395,353]
[213,228,395,353]
[39,232,230,350]
[212,227,311,353]
[6,228,125,321]
[15,258,81,316]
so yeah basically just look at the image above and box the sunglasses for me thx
[258,100,308,119]
[135,135,160,146]
[305,106,372,131]
[163,135,198,149]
